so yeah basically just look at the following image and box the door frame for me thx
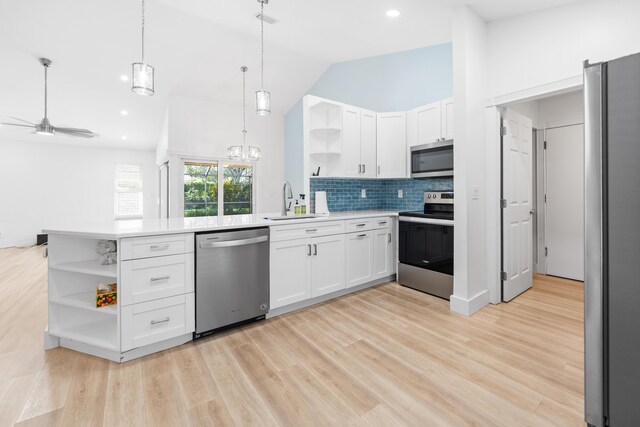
[487,77,584,304]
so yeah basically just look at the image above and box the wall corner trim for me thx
[450,289,490,316]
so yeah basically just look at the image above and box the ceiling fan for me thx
[1,58,98,138]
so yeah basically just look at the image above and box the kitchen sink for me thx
[264,215,319,221]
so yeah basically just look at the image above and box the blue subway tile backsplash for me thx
[309,177,453,212]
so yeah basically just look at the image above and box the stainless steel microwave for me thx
[410,140,454,179]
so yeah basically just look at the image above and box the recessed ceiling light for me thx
[122,135,128,140]
[386,9,400,18]
[120,75,129,82]
[121,110,128,116]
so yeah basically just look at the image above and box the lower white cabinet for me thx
[270,234,346,309]
[373,229,394,279]
[346,231,374,288]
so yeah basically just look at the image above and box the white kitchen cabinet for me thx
[377,112,407,178]
[342,107,377,178]
[310,234,346,297]
[407,98,454,148]
[270,232,346,309]
[270,239,312,309]
[373,228,393,279]
[346,231,374,288]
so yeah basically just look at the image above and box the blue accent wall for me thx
[308,43,452,112]
[309,177,453,212]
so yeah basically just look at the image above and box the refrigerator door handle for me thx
[584,60,606,427]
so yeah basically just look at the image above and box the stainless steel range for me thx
[398,192,454,300]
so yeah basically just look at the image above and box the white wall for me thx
[451,5,490,315]
[537,90,584,128]
[488,0,640,99]
[0,140,158,248]
[163,95,285,216]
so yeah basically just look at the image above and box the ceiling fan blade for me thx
[54,127,98,138]
[0,122,35,128]
[8,116,36,125]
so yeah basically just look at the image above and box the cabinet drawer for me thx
[373,217,392,230]
[120,254,194,306]
[346,218,374,233]
[270,220,345,242]
[121,294,194,351]
[120,233,194,260]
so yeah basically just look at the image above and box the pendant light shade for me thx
[255,0,270,115]
[228,66,261,162]
[132,0,154,96]
[132,62,154,96]
[255,90,271,116]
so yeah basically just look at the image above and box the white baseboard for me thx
[0,237,36,249]
[450,289,489,316]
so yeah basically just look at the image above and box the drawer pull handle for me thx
[378,221,387,225]
[150,244,170,251]
[356,223,366,227]
[150,276,170,282]
[306,229,318,233]
[357,233,367,238]
[151,317,171,325]
[422,260,430,264]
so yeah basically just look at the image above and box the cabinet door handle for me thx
[151,317,171,325]
[313,244,317,256]
[150,244,170,251]
[358,164,362,174]
[307,244,312,256]
[388,233,392,243]
[150,275,170,283]
[378,165,381,175]
[362,164,366,174]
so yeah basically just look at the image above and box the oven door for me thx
[410,140,454,179]
[399,220,453,275]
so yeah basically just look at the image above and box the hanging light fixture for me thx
[132,0,155,96]
[228,66,262,162]
[255,0,271,115]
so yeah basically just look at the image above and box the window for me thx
[115,164,143,219]
[183,161,254,217]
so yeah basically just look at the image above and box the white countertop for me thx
[43,210,399,240]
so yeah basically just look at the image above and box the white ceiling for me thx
[0,0,585,150]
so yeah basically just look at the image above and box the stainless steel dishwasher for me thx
[194,227,269,339]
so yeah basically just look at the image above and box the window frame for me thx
[114,163,144,220]
[180,157,258,218]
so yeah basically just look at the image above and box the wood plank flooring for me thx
[0,246,585,426]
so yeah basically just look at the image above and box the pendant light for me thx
[132,0,155,96]
[255,0,271,115]
[228,67,262,162]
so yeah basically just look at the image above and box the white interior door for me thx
[502,108,534,301]
[545,125,585,281]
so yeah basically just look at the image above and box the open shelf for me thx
[50,260,117,278]
[51,320,118,351]
[50,291,117,316]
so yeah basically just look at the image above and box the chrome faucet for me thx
[282,181,293,216]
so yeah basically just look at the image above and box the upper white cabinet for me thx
[377,112,407,178]
[407,98,454,148]
[333,105,377,178]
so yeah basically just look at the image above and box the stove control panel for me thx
[424,192,454,204]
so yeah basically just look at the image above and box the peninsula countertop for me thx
[43,210,400,240]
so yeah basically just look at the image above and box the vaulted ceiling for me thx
[0,0,585,150]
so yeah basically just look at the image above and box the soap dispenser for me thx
[294,199,301,215]
[300,194,307,215]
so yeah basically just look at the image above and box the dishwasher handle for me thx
[198,235,268,249]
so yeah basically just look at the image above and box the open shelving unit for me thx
[306,96,344,179]
[47,235,120,353]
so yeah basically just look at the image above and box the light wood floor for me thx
[0,246,585,426]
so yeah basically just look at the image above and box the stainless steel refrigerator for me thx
[585,53,640,427]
